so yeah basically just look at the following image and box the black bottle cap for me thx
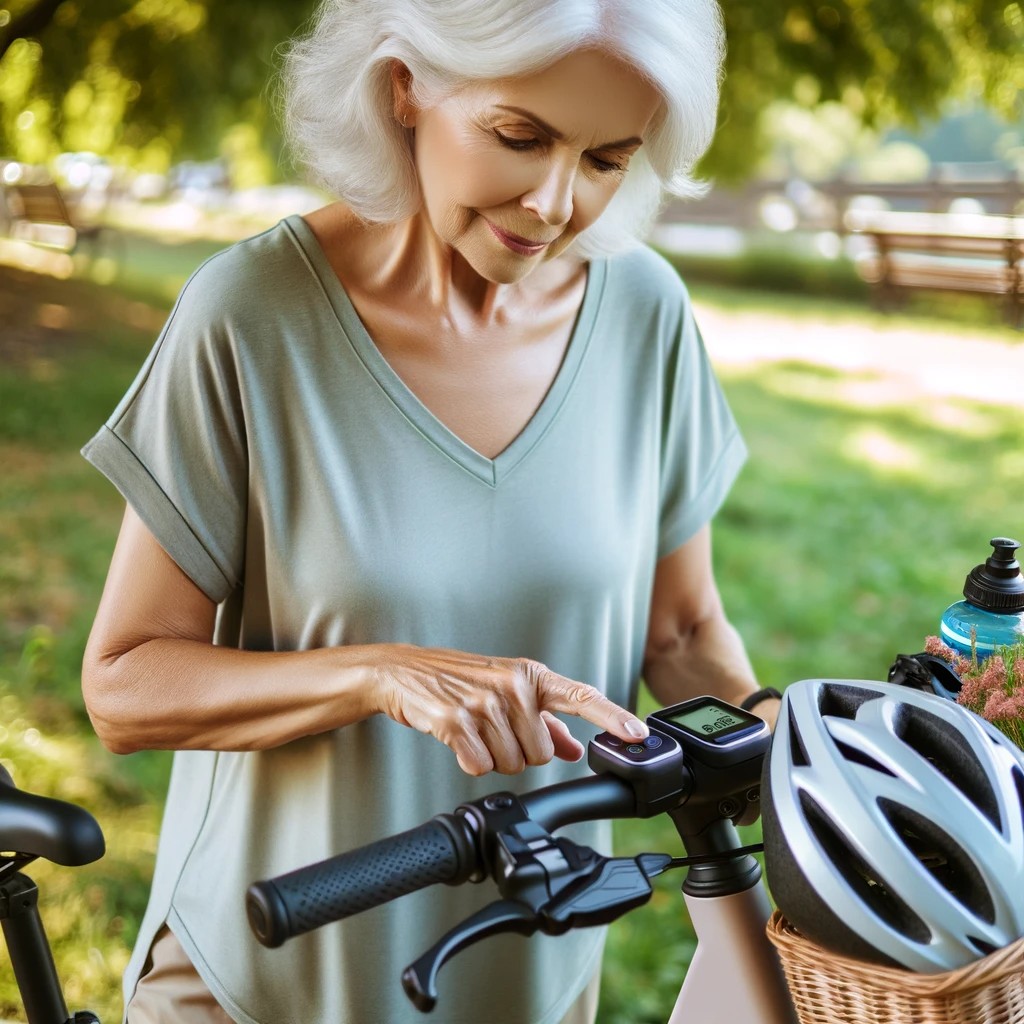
[963,538,1024,613]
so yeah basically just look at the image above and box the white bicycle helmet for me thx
[761,679,1024,972]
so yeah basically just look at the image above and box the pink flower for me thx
[922,634,973,674]
[959,678,984,710]
[924,636,959,661]
[983,688,1024,721]
[953,654,974,676]
[927,634,1024,749]
[978,657,1008,691]
[957,656,1008,714]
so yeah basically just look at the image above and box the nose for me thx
[520,154,575,228]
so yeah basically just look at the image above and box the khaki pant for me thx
[127,924,600,1024]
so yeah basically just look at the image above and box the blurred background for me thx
[0,1,1022,1021]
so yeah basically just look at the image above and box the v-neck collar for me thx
[285,214,607,488]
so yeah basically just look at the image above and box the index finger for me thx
[535,669,648,742]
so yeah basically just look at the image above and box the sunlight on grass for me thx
[754,362,1013,445]
[0,239,75,279]
[923,402,1004,438]
[842,427,923,476]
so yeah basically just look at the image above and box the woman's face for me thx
[407,49,662,283]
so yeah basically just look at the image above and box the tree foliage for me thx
[0,0,309,172]
[709,0,1024,180]
[1,0,1021,181]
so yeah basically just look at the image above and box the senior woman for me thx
[81,0,776,1021]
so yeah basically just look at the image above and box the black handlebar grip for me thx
[246,813,476,947]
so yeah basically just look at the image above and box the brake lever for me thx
[540,852,672,930]
[401,899,538,1012]
[400,849,675,1012]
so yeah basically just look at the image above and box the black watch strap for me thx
[739,687,783,712]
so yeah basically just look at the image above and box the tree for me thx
[0,1,309,174]
[1,0,1021,182]
[709,0,1024,180]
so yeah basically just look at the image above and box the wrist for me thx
[739,687,783,713]
[359,642,401,718]
[318,642,401,722]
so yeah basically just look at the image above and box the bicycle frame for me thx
[1,867,102,1024]
[673,871,795,1023]
[0,765,104,1024]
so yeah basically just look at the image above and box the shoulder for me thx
[603,244,692,313]
[596,245,697,359]
[168,218,312,336]
[146,218,323,380]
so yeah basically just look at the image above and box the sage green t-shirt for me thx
[82,215,746,1024]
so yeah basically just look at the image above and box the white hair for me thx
[278,0,725,259]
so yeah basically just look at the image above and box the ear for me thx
[389,59,416,128]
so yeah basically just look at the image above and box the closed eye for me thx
[493,132,625,173]
[495,133,540,152]
[589,155,626,173]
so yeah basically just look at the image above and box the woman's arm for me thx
[82,505,648,772]
[642,525,780,728]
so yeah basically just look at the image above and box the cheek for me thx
[415,117,625,238]
[552,174,623,244]
[417,124,536,214]
[450,148,541,212]
[571,178,617,227]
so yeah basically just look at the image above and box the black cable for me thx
[663,842,765,870]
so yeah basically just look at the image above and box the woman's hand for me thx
[371,644,648,776]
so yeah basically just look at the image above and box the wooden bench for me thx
[2,180,107,255]
[845,210,1024,328]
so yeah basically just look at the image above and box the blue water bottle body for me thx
[940,538,1024,660]
[940,600,1024,659]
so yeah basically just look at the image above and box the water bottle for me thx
[940,537,1024,660]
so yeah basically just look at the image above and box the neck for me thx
[385,213,520,327]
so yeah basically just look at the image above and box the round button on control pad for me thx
[591,730,680,765]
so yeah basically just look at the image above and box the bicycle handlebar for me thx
[246,814,477,947]
[247,773,638,949]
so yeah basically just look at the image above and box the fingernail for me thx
[625,719,647,739]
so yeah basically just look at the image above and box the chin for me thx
[457,244,536,285]
[483,261,535,285]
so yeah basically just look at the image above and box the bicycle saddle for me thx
[0,764,105,866]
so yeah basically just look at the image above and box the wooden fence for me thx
[659,166,1024,233]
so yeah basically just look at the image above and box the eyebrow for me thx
[493,105,643,149]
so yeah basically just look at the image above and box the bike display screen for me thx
[657,698,762,744]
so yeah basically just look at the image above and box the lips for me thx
[485,220,554,254]
[500,227,552,246]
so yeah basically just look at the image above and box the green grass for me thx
[1,243,1022,1022]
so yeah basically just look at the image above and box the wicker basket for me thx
[767,911,1024,1024]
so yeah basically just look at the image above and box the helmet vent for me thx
[817,683,886,720]
[1014,766,1024,837]
[788,714,810,767]
[878,799,996,926]
[968,935,1000,957]
[894,706,1001,831]
[799,790,930,942]
[834,740,896,777]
